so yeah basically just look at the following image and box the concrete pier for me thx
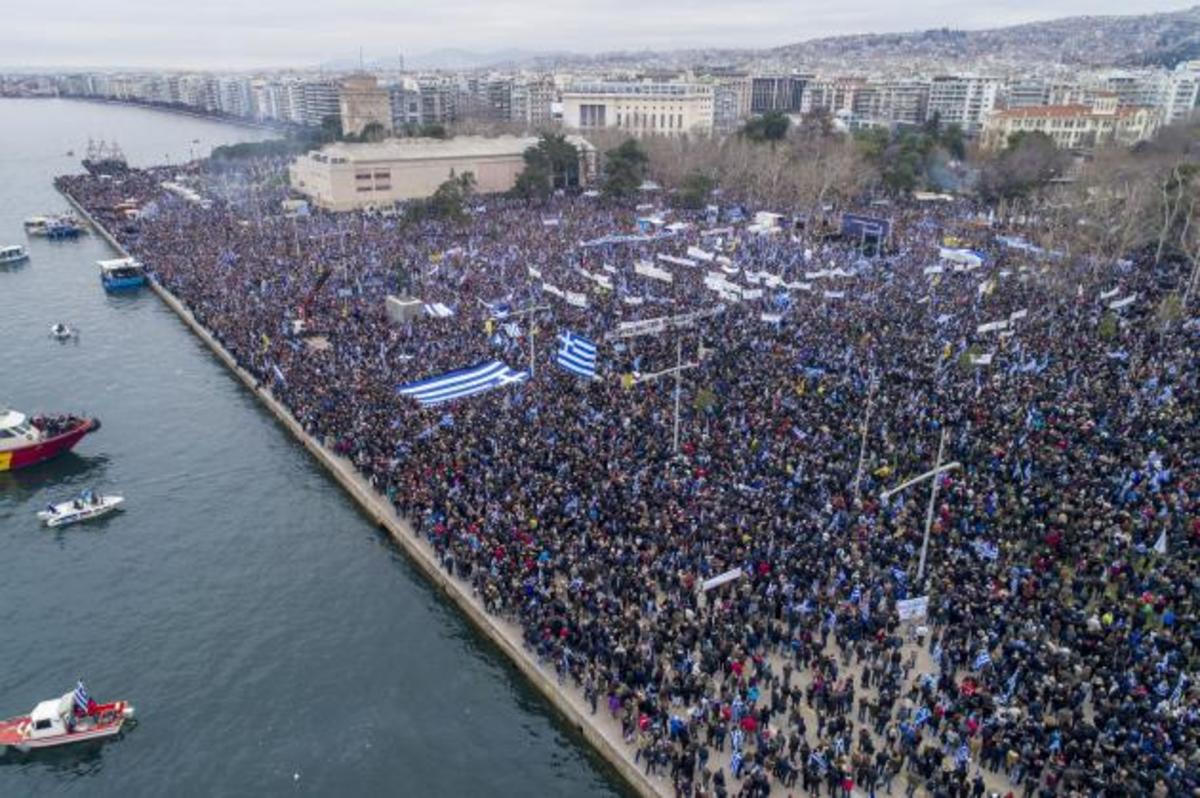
[60,189,666,798]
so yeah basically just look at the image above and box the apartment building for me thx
[926,75,1000,134]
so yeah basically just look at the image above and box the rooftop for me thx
[310,135,593,164]
[992,104,1151,119]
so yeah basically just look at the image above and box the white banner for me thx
[1109,293,1137,310]
[658,254,698,268]
[566,291,589,308]
[971,351,995,366]
[1099,287,1121,300]
[634,260,674,283]
[1008,308,1028,322]
[686,246,715,263]
[542,282,564,298]
[896,595,929,621]
[976,320,1008,334]
[760,312,783,324]
[701,567,744,592]
[741,288,764,300]
[823,290,846,299]
[527,266,542,280]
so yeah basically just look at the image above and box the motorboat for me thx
[0,406,101,471]
[0,682,134,752]
[25,215,87,239]
[50,323,78,341]
[98,258,147,291]
[0,244,29,265]
[38,489,124,528]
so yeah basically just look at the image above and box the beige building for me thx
[561,82,714,136]
[339,74,393,138]
[288,135,596,211]
[982,94,1160,151]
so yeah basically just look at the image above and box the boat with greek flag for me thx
[0,681,134,752]
[397,361,528,406]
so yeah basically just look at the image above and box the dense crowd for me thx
[58,162,1199,798]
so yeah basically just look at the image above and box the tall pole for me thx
[917,426,948,583]
[672,338,683,455]
[851,372,877,500]
[529,320,536,376]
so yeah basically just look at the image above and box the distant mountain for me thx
[764,5,1200,68]
[522,6,1200,71]
[405,48,557,70]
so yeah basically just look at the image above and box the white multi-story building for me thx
[1163,61,1200,125]
[926,75,1000,134]
[562,82,714,136]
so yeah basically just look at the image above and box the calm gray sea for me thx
[0,98,626,798]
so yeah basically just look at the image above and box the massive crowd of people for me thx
[58,160,1199,798]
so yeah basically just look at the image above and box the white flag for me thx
[1154,530,1167,555]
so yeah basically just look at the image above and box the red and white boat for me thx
[0,683,134,752]
[0,406,100,472]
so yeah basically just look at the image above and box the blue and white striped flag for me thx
[849,585,862,604]
[397,361,528,406]
[1171,676,1186,705]
[808,751,828,773]
[955,741,970,766]
[73,680,91,715]
[556,330,597,379]
[1156,679,1171,697]
[932,642,943,665]
[913,706,931,726]
[973,650,992,670]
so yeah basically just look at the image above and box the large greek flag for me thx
[73,680,91,714]
[556,330,597,379]
[397,361,528,406]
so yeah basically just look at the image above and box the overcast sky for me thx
[4,0,1191,70]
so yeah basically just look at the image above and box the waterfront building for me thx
[926,75,1000,135]
[339,74,393,137]
[561,82,714,135]
[981,94,1160,150]
[287,135,596,211]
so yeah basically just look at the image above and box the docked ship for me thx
[0,405,101,471]
[0,682,134,752]
[81,139,128,176]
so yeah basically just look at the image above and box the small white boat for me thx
[50,323,78,341]
[37,490,124,528]
[0,244,29,265]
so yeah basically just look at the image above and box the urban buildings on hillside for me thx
[6,56,1198,153]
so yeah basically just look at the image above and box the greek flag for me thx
[932,642,943,665]
[1156,679,1171,697]
[913,706,931,727]
[973,540,999,561]
[974,650,992,670]
[73,680,91,715]
[397,361,528,406]
[808,751,828,773]
[1171,676,1186,705]
[849,585,862,604]
[891,566,907,583]
[955,741,970,766]
[556,330,597,379]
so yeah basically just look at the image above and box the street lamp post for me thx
[634,340,698,455]
[879,426,960,583]
[851,371,878,500]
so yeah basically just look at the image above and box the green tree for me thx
[359,121,388,143]
[940,124,966,160]
[512,133,580,201]
[978,131,1070,201]
[603,138,649,201]
[741,111,791,143]
[678,171,716,209]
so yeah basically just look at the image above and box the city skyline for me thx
[5,0,1193,70]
